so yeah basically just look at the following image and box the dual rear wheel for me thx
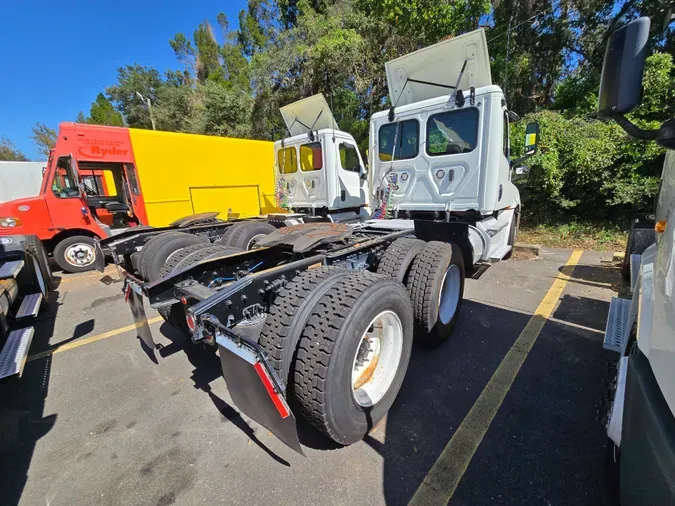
[259,238,465,445]
[260,267,414,445]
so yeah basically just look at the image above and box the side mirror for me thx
[597,17,650,118]
[360,170,368,181]
[524,121,539,156]
[514,166,529,176]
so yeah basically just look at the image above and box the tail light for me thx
[186,313,196,332]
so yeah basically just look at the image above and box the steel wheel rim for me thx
[64,243,95,267]
[438,264,461,325]
[351,310,403,407]
[246,233,267,250]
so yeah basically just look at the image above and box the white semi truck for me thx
[98,27,539,452]
[599,15,675,505]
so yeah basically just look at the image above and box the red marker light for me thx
[254,362,290,419]
[186,313,196,332]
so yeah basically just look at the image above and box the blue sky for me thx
[0,0,247,160]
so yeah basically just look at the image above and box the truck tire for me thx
[376,237,426,283]
[259,266,351,389]
[171,245,239,274]
[24,235,54,290]
[145,234,208,282]
[155,243,211,281]
[216,221,276,250]
[292,271,413,445]
[138,232,190,279]
[53,235,98,273]
[406,241,465,347]
[156,244,240,330]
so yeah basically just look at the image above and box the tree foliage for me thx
[0,137,29,161]
[86,94,124,126]
[10,0,666,222]
[30,123,57,158]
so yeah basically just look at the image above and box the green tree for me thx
[30,123,57,158]
[87,93,124,126]
[106,65,165,128]
[0,137,29,161]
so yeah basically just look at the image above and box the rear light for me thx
[186,313,197,332]
[253,362,290,419]
[181,296,188,305]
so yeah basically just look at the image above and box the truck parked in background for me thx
[0,123,278,272]
[599,15,675,505]
[0,162,46,203]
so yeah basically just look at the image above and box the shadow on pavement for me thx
[157,322,290,465]
[0,289,62,506]
[374,296,616,505]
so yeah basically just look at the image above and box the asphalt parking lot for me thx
[0,249,620,506]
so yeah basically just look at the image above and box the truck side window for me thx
[277,147,297,174]
[503,111,510,158]
[378,120,419,161]
[125,163,141,195]
[52,156,80,198]
[426,108,479,156]
[300,142,323,171]
[339,143,361,173]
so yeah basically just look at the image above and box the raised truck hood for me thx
[385,27,492,107]
[280,93,339,137]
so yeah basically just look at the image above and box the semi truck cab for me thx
[366,28,538,266]
[275,94,370,216]
[0,123,148,272]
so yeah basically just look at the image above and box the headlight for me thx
[0,217,21,227]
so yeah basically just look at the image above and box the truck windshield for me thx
[52,157,80,198]
[426,108,479,156]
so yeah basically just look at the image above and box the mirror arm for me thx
[510,153,533,167]
[612,114,659,140]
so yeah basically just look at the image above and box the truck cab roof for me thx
[371,84,505,120]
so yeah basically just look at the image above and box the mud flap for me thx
[125,280,157,360]
[94,242,106,272]
[216,332,304,455]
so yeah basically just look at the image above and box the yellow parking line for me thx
[409,250,583,505]
[27,316,164,362]
[58,269,118,283]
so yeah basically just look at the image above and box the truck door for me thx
[122,163,148,225]
[46,155,99,232]
[336,140,364,209]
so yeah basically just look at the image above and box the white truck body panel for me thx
[274,129,368,211]
[0,162,46,203]
[368,85,520,215]
[637,150,675,415]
